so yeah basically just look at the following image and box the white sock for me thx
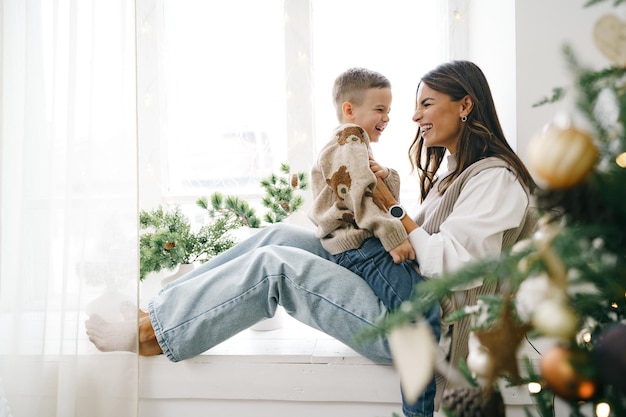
[119,300,146,321]
[85,314,138,353]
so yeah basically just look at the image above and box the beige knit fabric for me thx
[413,157,537,408]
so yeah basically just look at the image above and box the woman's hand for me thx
[375,177,419,234]
[389,239,416,264]
[373,177,398,209]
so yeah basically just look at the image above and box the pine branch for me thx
[584,0,626,6]
[260,163,308,223]
[532,87,566,107]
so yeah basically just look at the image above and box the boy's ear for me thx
[341,101,355,121]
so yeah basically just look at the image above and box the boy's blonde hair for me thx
[332,67,391,122]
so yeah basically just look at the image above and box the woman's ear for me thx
[460,95,474,117]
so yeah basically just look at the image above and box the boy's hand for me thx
[369,156,390,179]
[389,239,415,264]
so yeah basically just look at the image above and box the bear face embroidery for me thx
[336,125,367,145]
[326,165,351,201]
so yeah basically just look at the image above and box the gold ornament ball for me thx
[540,344,597,402]
[527,124,598,189]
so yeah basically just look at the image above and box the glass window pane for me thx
[162,0,286,196]
[154,0,446,213]
[311,0,443,209]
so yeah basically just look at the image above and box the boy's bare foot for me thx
[138,315,163,356]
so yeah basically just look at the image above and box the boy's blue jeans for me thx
[335,237,440,417]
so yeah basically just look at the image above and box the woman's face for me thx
[412,83,465,154]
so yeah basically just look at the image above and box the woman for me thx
[376,60,536,408]
[87,60,536,417]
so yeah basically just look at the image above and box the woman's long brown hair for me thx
[409,60,536,202]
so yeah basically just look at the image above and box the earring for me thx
[461,115,468,122]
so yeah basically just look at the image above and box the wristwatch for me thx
[388,204,406,220]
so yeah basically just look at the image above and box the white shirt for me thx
[408,155,528,289]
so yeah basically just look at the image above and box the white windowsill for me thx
[1,307,545,415]
[140,310,404,405]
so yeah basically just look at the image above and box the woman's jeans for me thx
[148,223,438,417]
[335,237,440,417]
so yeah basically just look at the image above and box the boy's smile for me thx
[348,87,391,143]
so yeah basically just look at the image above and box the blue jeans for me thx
[149,223,437,417]
[335,237,421,310]
[335,237,440,417]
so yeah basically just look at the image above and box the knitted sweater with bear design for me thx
[308,123,407,255]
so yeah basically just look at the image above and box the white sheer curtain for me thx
[0,1,138,417]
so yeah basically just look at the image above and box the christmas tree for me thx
[364,1,626,416]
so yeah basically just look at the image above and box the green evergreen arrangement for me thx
[197,162,308,227]
[260,162,308,224]
[139,206,239,281]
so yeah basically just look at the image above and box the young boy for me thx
[309,67,426,311]
[308,67,440,417]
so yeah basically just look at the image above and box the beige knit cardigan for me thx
[413,157,537,407]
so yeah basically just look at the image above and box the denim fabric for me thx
[335,237,440,417]
[148,223,439,416]
[149,223,392,363]
[334,237,420,310]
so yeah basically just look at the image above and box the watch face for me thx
[390,205,404,218]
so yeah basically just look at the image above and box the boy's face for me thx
[345,87,391,143]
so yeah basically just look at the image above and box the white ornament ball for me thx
[515,273,562,322]
[466,332,494,377]
[467,349,494,378]
[532,298,579,339]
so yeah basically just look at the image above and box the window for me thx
[137,0,449,215]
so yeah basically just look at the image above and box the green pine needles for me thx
[139,206,239,281]
[260,162,308,224]
[198,162,308,227]
[197,192,262,229]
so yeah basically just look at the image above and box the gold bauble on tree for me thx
[527,123,598,189]
[593,14,626,68]
[540,344,597,402]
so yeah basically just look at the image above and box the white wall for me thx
[514,0,622,163]
[468,0,622,165]
[468,0,517,149]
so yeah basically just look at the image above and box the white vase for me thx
[161,263,195,287]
